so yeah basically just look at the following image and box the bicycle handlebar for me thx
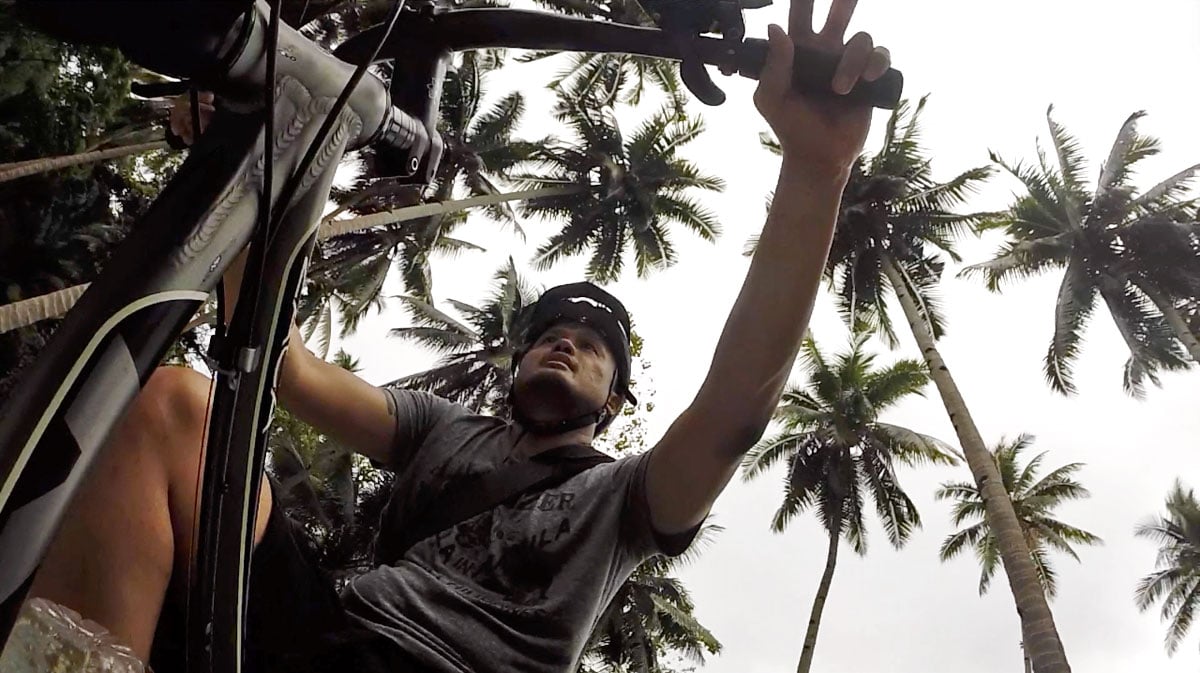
[223,3,433,173]
[335,8,903,110]
[122,3,900,184]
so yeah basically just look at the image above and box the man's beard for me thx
[513,370,597,423]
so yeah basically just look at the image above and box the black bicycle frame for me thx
[0,3,903,672]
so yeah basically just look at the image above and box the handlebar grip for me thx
[738,38,903,110]
[372,105,441,182]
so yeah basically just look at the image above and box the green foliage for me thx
[1136,480,1200,656]
[388,258,538,414]
[742,329,956,549]
[306,49,535,334]
[580,525,724,673]
[964,107,1199,396]
[0,1,175,396]
[267,348,395,584]
[802,96,993,348]
[524,0,683,109]
[516,92,723,282]
[936,435,1101,598]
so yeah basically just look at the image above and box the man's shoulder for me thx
[382,387,501,422]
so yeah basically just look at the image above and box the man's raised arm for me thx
[645,0,892,535]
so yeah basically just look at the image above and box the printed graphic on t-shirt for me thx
[426,488,580,605]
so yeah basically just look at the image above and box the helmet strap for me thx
[509,366,619,437]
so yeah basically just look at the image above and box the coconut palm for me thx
[740,329,956,673]
[800,95,1074,673]
[387,258,537,414]
[1135,480,1200,656]
[937,435,1101,673]
[963,108,1199,395]
[1,5,171,392]
[515,92,722,282]
[581,526,722,673]
[303,52,538,338]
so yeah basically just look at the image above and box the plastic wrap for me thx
[0,598,148,672]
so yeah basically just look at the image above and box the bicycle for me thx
[0,1,902,671]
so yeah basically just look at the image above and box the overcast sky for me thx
[334,0,1200,670]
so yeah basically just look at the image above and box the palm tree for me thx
[515,92,722,282]
[937,435,1101,673]
[803,96,1075,673]
[0,140,169,183]
[523,0,683,109]
[581,526,723,673]
[266,347,400,584]
[964,108,1199,394]
[1135,480,1200,657]
[1,5,170,392]
[387,258,537,414]
[740,329,956,673]
[304,51,538,336]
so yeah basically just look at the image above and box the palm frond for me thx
[1044,259,1097,395]
[1100,280,1191,398]
[874,423,959,466]
[655,194,721,241]
[1045,105,1089,196]
[1097,111,1156,195]
[759,131,782,156]
[862,358,929,409]
[741,431,804,481]
[1133,163,1200,211]
[958,232,1074,291]
[939,521,987,561]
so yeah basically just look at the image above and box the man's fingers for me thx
[832,31,872,95]
[755,24,795,106]
[789,0,814,37]
[862,46,891,82]
[819,0,859,43]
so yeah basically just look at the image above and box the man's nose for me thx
[551,337,577,354]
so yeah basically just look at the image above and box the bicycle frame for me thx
[0,3,903,672]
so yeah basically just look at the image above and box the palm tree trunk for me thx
[1135,281,1200,363]
[0,284,91,334]
[796,513,841,673]
[1023,643,1033,673]
[0,141,168,183]
[0,185,582,333]
[318,184,579,239]
[881,257,1071,673]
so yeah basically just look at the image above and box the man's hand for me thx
[168,91,215,146]
[753,0,891,178]
[644,0,892,538]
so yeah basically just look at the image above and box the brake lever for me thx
[672,36,727,106]
[651,0,751,106]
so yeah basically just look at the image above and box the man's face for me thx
[513,322,622,425]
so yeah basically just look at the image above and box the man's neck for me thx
[511,424,596,459]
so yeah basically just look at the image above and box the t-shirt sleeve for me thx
[377,387,457,472]
[618,452,703,559]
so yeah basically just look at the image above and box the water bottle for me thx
[0,598,148,672]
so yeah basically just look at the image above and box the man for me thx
[21,0,891,671]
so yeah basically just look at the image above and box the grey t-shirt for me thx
[340,388,696,673]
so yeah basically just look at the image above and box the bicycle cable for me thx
[186,3,411,669]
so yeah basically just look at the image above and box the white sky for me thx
[332,0,1200,670]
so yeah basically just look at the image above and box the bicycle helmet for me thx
[510,282,637,435]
